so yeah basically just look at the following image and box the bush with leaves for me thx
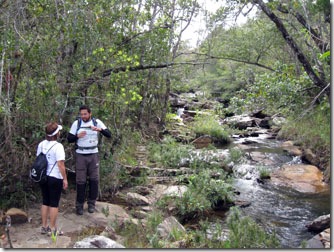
[147,136,192,168]
[226,207,280,248]
[228,63,314,116]
[157,168,234,221]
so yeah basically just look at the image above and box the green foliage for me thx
[184,18,286,102]
[300,240,308,248]
[279,102,329,150]
[191,114,231,144]
[113,130,143,166]
[101,205,110,217]
[113,210,165,248]
[51,231,57,243]
[147,136,192,168]
[0,0,202,205]
[227,147,245,164]
[179,213,280,249]
[257,166,270,179]
[229,63,314,115]
[157,169,233,219]
[99,131,147,193]
[100,157,147,193]
[278,102,330,180]
[165,113,182,123]
[0,181,35,210]
[226,207,280,248]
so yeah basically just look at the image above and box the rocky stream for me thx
[0,93,330,248]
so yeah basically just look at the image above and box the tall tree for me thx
[251,0,330,99]
[220,0,331,99]
[0,0,200,206]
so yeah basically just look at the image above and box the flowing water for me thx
[223,132,331,248]
[176,106,330,248]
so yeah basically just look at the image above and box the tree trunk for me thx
[253,0,330,98]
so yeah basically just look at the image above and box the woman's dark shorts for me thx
[40,176,63,208]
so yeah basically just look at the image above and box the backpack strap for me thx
[76,117,98,133]
[45,142,58,154]
[76,118,82,134]
[45,142,58,176]
[47,160,58,176]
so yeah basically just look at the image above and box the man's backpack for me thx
[76,117,97,133]
[29,143,57,184]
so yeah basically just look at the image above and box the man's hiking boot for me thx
[76,207,83,215]
[88,205,95,213]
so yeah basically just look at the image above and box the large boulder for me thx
[126,192,151,206]
[5,208,28,224]
[162,185,188,198]
[223,115,254,130]
[271,164,329,193]
[306,214,330,232]
[73,235,125,248]
[281,141,303,156]
[156,216,186,239]
[191,135,212,149]
[304,228,330,248]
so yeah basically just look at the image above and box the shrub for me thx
[226,207,280,248]
[157,169,234,221]
[112,210,165,248]
[257,166,270,179]
[147,136,192,168]
[227,147,245,164]
[191,114,231,144]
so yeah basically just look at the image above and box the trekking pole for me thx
[5,215,13,248]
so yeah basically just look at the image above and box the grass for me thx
[191,113,231,144]
[278,104,330,180]
[258,166,271,179]
[112,210,165,248]
[110,205,280,248]
[228,147,245,164]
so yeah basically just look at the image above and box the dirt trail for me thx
[3,189,129,248]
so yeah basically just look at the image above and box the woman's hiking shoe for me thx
[47,228,64,237]
[41,226,51,235]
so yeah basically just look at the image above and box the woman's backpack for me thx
[29,143,57,184]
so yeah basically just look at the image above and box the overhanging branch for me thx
[178,52,275,71]
[77,61,210,93]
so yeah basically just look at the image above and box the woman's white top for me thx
[37,140,65,179]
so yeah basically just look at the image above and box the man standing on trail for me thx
[67,105,111,215]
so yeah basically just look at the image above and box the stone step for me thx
[147,176,175,184]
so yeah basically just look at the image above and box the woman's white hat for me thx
[47,125,63,136]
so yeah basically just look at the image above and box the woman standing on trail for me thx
[37,122,68,236]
